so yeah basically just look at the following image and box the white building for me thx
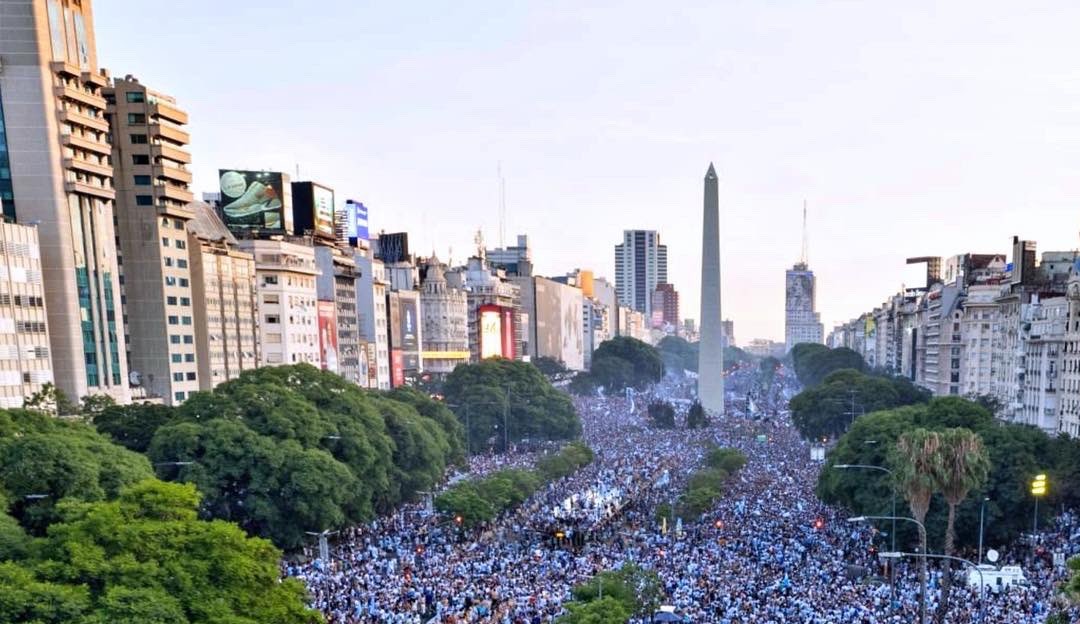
[240,239,320,368]
[785,263,824,352]
[1060,271,1080,438]
[0,222,53,407]
[614,230,667,320]
[356,250,391,390]
[419,256,468,376]
[960,284,1002,398]
[1019,296,1066,433]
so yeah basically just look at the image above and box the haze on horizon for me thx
[94,0,1080,344]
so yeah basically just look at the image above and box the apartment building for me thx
[240,239,320,367]
[315,245,361,384]
[0,222,53,407]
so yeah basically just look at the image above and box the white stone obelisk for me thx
[697,163,724,414]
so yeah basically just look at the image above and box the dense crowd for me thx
[289,366,1079,623]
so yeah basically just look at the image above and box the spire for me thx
[800,200,808,266]
[706,162,717,179]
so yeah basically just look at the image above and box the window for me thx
[136,195,154,206]
[265,315,280,324]
[177,259,188,269]
[126,91,145,103]
[132,154,150,165]
[172,373,183,382]
[180,297,190,306]
[130,134,148,144]
[162,237,170,247]
[165,276,177,286]
[174,391,185,402]
[164,257,173,267]
[179,278,189,287]
[169,335,181,344]
[171,354,182,363]
[127,113,146,124]
[167,315,178,325]
[185,353,195,362]
[175,239,186,249]
[134,175,151,185]
[183,335,193,344]
[186,372,196,381]
[167,296,177,305]
[263,276,278,286]
[182,316,192,325]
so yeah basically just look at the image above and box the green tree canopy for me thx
[790,369,930,440]
[443,358,580,452]
[0,479,321,624]
[791,344,866,387]
[657,336,698,373]
[589,337,664,390]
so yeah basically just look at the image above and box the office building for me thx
[486,234,533,277]
[651,283,680,330]
[106,76,196,404]
[0,222,53,407]
[240,238,320,367]
[0,0,129,401]
[356,250,391,389]
[784,263,824,352]
[186,201,259,390]
[315,245,361,384]
[614,230,667,320]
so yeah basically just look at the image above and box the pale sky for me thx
[94,1,1080,344]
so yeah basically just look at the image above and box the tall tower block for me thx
[697,164,724,413]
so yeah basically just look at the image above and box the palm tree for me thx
[894,428,941,624]
[931,427,990,619]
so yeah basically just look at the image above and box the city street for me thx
[290,366,1080,623]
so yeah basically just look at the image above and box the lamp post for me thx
[849,515,928,624]
[878,551,985,624]
[834,465,896,552]
[1030,473,1047,541]
[978,497,990,563]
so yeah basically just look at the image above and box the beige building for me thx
[315,245,361,383]
[0,222,54,407]
[105,76,196,404]
[960,284,1001,397]
[240,238,320,367]
[187,202,259,390]
[419,256,468,376]
[0,0,129,402]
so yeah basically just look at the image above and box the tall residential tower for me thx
[614,230,667,320]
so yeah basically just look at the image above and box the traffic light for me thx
[813,517,825,530]
[714,519,724,530]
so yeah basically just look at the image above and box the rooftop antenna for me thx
[800,200,808,266]
[498,162,506,249]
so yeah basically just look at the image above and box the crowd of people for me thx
[289,365,1079,623]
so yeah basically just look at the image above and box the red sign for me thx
[317,301,338,373]
[501,307,515,360]
[391,349,405,387]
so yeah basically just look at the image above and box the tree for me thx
[22,383,77,416]
[931,428,990,618]
[657,336,698,373]
[443,359,581,452]
[590,337,664,390]
[0,480,322,624]
[791,369,929,440]
[94,403,177,453]
[686,401,709,429]
[647,401,676,429]
[557,597,631,624]
[565,564,662,620]
[791,344,866,387]
[893,428,940,624]
[532,356,569,377]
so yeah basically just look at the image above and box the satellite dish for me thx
[129,371,142,386]
[987,549,1000,563]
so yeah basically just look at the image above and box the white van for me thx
[967,564,1029,593]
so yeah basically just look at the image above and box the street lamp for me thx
[23,494,49,500]
[878,551,986,624]
[978,497,990,564]
[1030,473,1047,539]
[153,461,194,467]
[834,465,897,553]
[849,515,928,624]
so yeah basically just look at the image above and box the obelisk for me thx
[697,163,724,414]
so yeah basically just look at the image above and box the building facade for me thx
[315,245,361,384]
[0,222,53,407]
[419,256,468,376]
[651,283,680,330]
[784,263,824,352]
[614,230,667,320]
[186,201,259,391]
[240,238,320,368]
[0,0,129,401]
[356,250,390,389]
[106,76,196,404]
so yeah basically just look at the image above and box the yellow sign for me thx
[1031,474,1048,496]
[421,351,471,360]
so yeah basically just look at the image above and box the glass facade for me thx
[0,88,14,221]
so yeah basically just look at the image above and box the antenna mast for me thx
[800,200,808,266]
[498,162,506,248]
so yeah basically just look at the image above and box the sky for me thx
[94,0,1080,344]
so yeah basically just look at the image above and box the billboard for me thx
[318,301,338,373]
[312,185,335,239]
[398,292,420,372]
[219,170,290,233]
[500,306,515,360]
[534,278,584,371]
[479,305,503,359]
[345,200,370,242]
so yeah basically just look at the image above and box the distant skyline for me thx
[94,1,1080,343]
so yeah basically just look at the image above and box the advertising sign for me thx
[349,201,370,241]
[479,304,503,359]
[312,185,335,239]
[391,350,404,387]
[500,306,515,360]
[318,301,338,373]
[398,294,420,372]
[219,170,289,232]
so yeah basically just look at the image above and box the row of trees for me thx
[647,400,709,430]
[790,343,867,388]
[442,358,581,451]
[790,368,931,440]
[818,396,1080,550]
[0,407,320,623]
[557,564,663,623]
[569,337,664,394]
[655,335,754,375]
[435,442,594,526]
[659,447,747,521]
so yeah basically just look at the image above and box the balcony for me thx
[50,61,81,78]
[65,180,115,200]
[157,183,194,203]
[150,142,192,165]
[59,108,110,133]
[150,123,189,145]
[153,163,193,185]
[54,84,106,109]
[64,156,112,178]
[62,133,112,156]
[150,101,189,125]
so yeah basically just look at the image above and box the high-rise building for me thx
[486,234,532,277]
[356,250,391,389]
[697,164,724,414]
[0,0,129,401]
[315,245,361,384]
[720,319,735,350]
[186,201,259,390]
[0,222,53,407]
[785,264,824,352]
[614,230,667,320]
[106,76,196,404]
[651,283,680,329]
[240,239,320,367]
